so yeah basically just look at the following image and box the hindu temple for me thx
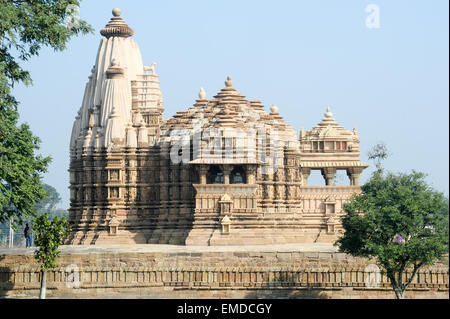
[68,8,369,245]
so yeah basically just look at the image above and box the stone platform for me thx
[0,244,448,299]
[1,243,338,256]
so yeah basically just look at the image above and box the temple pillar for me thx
[352,174,360,186]
[247,165,257,184]
[301,168,311,186]
[347,168,363,186]
[321,168,336,186]
[222,166,232,184]
[198,165,208,184]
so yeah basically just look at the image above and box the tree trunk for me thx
[388,276,405,299]
[394,287,405,299]
[39,271,47,299]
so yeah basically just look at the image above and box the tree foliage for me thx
[335,170,449,298]
[0,115,51,225]
[35,183,61,212]
[0,0,93,97]
[33,212,69,272]
[33,212,69,298]
[0,0,92,226]
[367,142,389,171]
[0,183,66,247]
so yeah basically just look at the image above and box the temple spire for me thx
[100,8,134,38]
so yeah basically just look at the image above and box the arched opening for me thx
[207,165,224,184]
[334,170,349,186]
[308,169,325,186]
[230,166,246,184]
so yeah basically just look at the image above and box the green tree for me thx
[367,142,389,171]
[0,112,51,226]
[33,212,70,299]
[0,0,92,226]
[34,183,68,220]
[0,183,67,248]
[35,183,62,212]
[335,170,449,299]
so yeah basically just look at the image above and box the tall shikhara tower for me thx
[69,9,368,245]
[68,9,165,244]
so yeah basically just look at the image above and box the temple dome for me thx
[160,77,300,163]
[161,77,298,136]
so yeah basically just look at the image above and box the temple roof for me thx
[300,107,359,141]
[160,76,300,150]
[70,8,367,173]
[298,107,368,168]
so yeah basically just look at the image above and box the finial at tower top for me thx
[100,8,134,38]
[199,87,206,100]
[112,8,122,17]
[270,104,279,114]
[318,106,338,126]
[225,76,233,88]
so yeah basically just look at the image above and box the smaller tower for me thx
[298,107,368,186]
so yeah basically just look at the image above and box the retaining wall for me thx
[0,249,448,299]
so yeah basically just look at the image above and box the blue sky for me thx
[12,0,449,208]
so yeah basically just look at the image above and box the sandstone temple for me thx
[68,9,369,245]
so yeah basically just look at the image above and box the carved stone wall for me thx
[68,144,363,245]
[0,251,447,299]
